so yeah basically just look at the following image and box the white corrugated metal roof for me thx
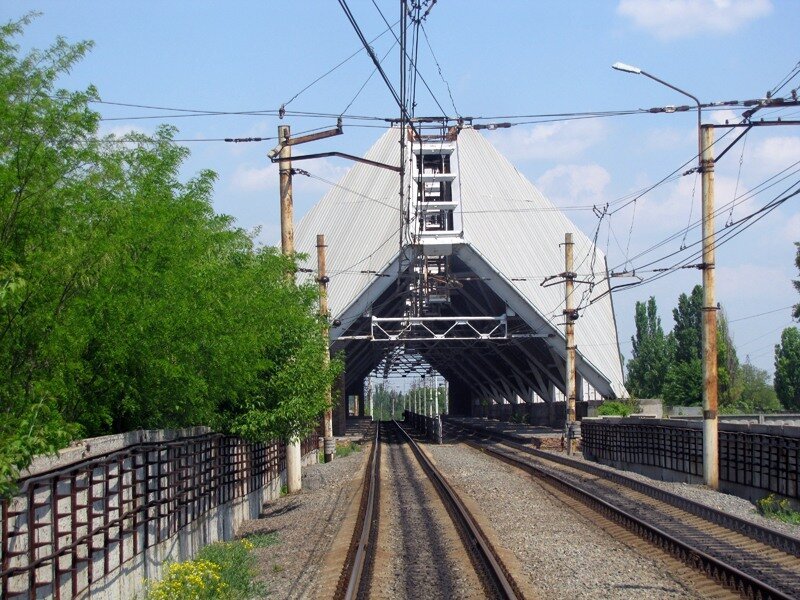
[296,126,626,397]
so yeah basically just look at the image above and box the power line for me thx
[729,305,797,323]
[282,17,400,108]
[337,0,411,124]
[421,23,459,117]
[595,181,800,302]
[369,0,448,118]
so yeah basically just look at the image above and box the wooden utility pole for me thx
[701,124,719,489]
[279,124,302,493]
[317,234,335,463]
[564,233,577,455]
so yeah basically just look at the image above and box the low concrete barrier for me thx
[1,428,318,600]
[581,418,800,504]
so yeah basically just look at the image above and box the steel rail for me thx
[392,420,522,600]
[444,419,800,558]
[336,422,380,600]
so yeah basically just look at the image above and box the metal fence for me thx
[581,419,799,500]
[1,431,318,599]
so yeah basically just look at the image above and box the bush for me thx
[146,559,227,600]
[757,494,800,525]
[145,538,270,600]
[597,400,637,417]
[336,440,361,458]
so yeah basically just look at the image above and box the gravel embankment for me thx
[237,447,368,599]
[427,441,705,599]
[552,449,800,540]
[368,434,485,599]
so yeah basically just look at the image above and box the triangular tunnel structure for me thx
[296,125,626,423]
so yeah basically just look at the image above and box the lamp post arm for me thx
[640,70,703,158]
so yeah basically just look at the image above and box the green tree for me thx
[793,242,799,320]
[661,285,737,407]
[717,309,740,409]
[626,296,673,398]
[662,358,703,407]
[774,327,800,410]
[733,359,780,413]
[672,285,704,363]
[0,17,338,494]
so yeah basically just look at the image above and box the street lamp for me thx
[611,62,702,142]
[612,63,719,490]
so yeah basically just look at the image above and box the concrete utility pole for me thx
[564,232,577,455]
[701,124,719,489]
[317,234,335,464]
[368,376,374,420]
[279,125,302,493]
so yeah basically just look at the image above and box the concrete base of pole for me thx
[323,436,336,463]
[286,438,302,493]
[703,417,719,489]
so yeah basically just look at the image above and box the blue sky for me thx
[4,0,799,379]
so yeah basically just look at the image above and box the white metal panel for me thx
[294,126,626,397]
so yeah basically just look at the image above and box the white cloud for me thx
[780,212,800,242]
[485,120,606,162]
[644,127,694,151]
[99,123,149,137]
[230,158,349,194]
[536,164,611,206]
[748,135,800,174]
[617,0,773,40]
[231,163,278,192]
[709,109,739,125]
[717,263,792,303]
[628,173,749,234]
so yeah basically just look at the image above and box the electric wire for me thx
[368,0,448,118]
[609,159,800,274]
[729,305,797,323]
[282,17,401,108]
[420,23,460,117]
[592,181,800,302]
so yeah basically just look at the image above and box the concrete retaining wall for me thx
[487,400,602,427]
[582,418,800,505]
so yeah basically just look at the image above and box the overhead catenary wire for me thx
[282,17,401,109]
[368,0,448,119]
[609,159,800,274]
[592,181,800,303]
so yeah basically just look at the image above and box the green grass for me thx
[243,531,280,548]
[757,494,800,525]
[335,440,361,458]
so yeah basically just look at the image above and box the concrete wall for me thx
[582,417,800,505]
[487,400,602,427]
[2,429,318,600]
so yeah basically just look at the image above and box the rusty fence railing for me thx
[0,430,318,599]
[581,419,799,501]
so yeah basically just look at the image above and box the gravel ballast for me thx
[236,447,368,599]
[426,441,705,599]
[551,449,800,541]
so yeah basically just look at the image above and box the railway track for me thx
[444,420,800,600]
[335,421,523,600]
